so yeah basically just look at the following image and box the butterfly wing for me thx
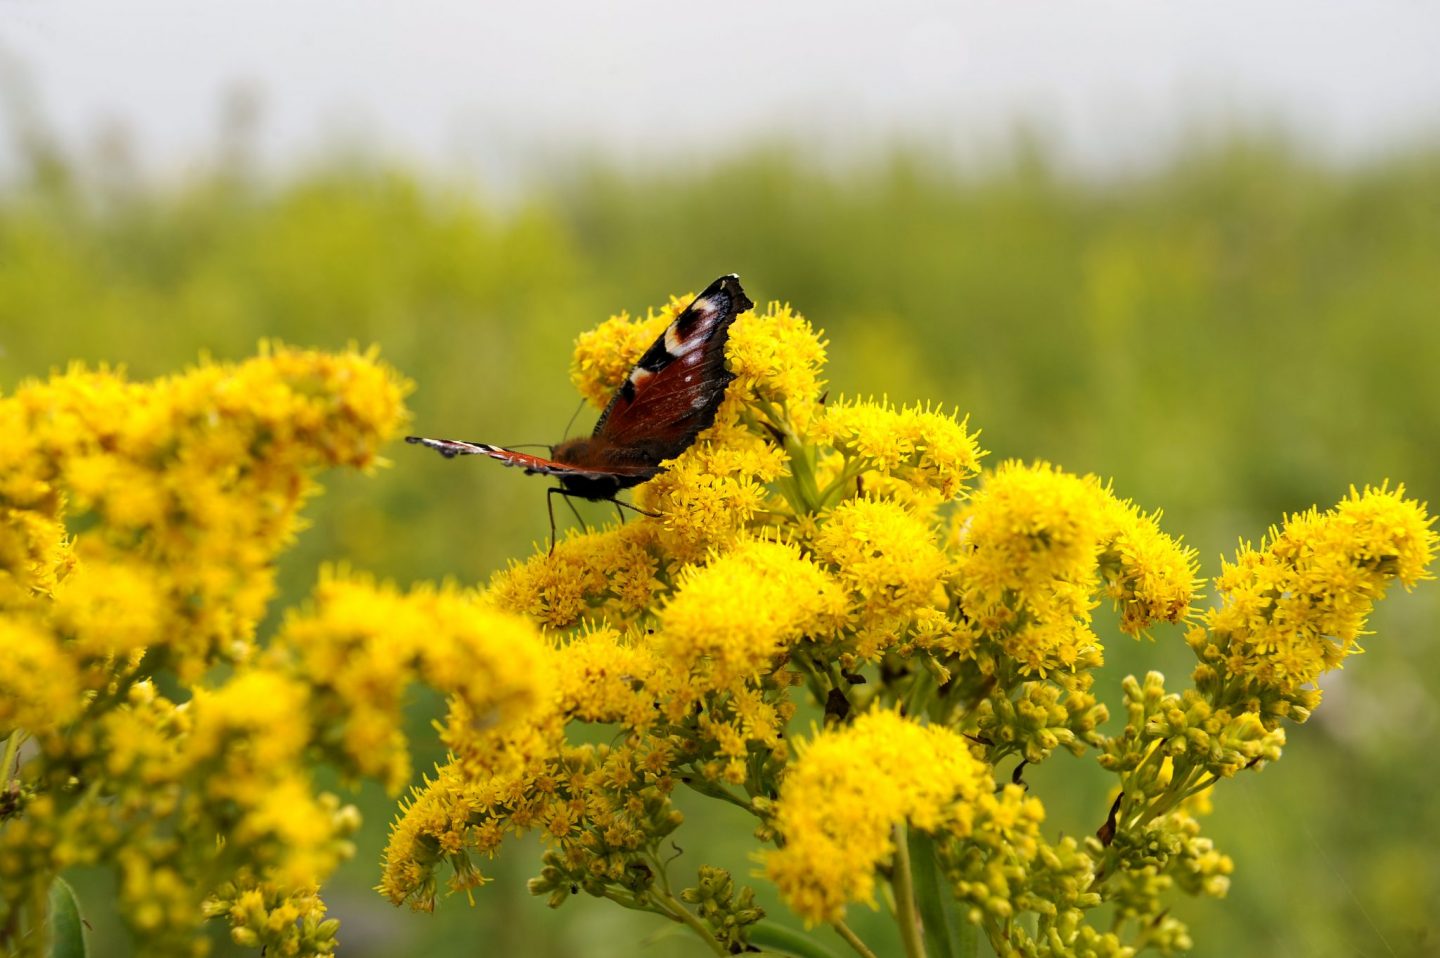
[406,274,751,500]
[404,436,652,481]
[589,273,753,460]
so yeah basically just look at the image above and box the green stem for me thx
[892,826,928,958]
[1127,739,1164,792]
[794,649,836,710]
[654,889,727,956]
[681,775,757,816]
[817,457,867,509]
[1,731,22,785]
[834,920,881,958]
[786,435,823,512]
[602,886,726,957]
[1138,768,1214,825]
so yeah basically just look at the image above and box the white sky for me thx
[2,0,1439,184]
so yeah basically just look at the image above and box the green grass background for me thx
[4,132,1439,957]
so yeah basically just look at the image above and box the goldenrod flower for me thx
[813,498,950,658]
[274,569,554,791]
[1097,497,1199,636]
[659,538,845,694]
[51,557,165,659]
[1202,484,1436,700]
[554,626,672,728]
[0,620,81,733]
[570,298,686,409]
[724,301,827,429]
[815,398,983,500]
[8,277,1432,958]
[487,522,664,630]
[0,345,428,956]
[765,709,1041,924]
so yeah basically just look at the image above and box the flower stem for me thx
[681,774,757,816]
[1,731,21,785]
[892,825,928,958]
[834,920,881,958]
[654,890,727,956]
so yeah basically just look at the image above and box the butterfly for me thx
[406,274,753,545]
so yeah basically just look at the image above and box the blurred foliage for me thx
[2,127,1438,957]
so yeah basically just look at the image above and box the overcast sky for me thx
[2,0,1438,185]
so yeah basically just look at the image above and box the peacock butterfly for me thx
[406,274,753,540]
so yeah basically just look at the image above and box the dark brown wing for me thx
[590,273,752,462]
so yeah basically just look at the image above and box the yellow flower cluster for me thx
[659,539,845,694]
[0,346,556,957]
[9,281,1428,958]
[1197,483,1436,704]
[271,569,555,791]
[488,522,666,629]
[952,461,1198,677]
[814,398,983,502]
[1,345,409,683]
[376,284,1433,958]
[765,709,1041,924]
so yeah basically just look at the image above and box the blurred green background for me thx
[3,126,1439,957]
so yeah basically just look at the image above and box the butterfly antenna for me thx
[562,397,588,441]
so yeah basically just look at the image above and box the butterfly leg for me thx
[613,501,626,526]
[547,487,595,554]
[546,487,566,555]
[546,488,558,554]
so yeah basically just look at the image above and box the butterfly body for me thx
[407,274,752,505]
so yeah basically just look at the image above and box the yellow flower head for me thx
[1097,497,1199,637]
[816,399,983,501]
[813,498,950,656]
[954,461,1108,607]
[0,619,82,733]
[554,626,674,729]
[186,669,312,794]
[275,569,555,791]
[487,522,665,630]
[724,300,827,429]
[0,506,74,612]
[764,709,1039,925]
[637,420,785,563]
[1204,484,1437,696]
[52,557,166,660]
[659,538,845,694]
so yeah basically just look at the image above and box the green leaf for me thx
[48,877,88,958]
[907,828,963,958]
[749,919,845,958]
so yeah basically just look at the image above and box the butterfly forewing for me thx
[590,274,753,455]
[403,437,651,482]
